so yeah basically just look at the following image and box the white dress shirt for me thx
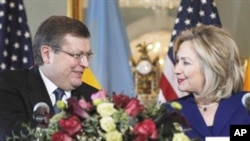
[39,69,71,105]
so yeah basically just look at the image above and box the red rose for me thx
[51,131,72,141]
[58,115,82,136]
[112,92,131,108]
[125,98,144,117]
[133,119,158,139]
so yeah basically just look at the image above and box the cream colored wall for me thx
[216,0,250,58]
[24,0,67,38]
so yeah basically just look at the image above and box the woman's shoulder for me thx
[229,91,248,100]
[172,94,194,104]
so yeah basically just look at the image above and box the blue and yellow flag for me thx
[85,0,135,97]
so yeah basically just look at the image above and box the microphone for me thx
[33,102,50,127]
[241,93,250,113]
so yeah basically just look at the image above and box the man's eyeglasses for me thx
[52,46,93,61]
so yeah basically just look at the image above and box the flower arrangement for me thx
[6,90,195,141]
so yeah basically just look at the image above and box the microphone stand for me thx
[32,102,50,141]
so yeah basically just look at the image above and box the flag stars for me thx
[175,18,179,24]
[9,2,15,8]
[17,30,21,36]
[1,1,34,70]
[19,4,23,10]
[3,50,8,57]
[185,19,191,25]
[24,31,30,38]
[14,42,20,49]
[201,0,207,4]
[169,42,174,48]
[5,38,9,45]
[23,57,28,64]
[0,0,6,4]
[7,26,10,32]
[187,7,193,13]
[1,63,6,70]
[178,6,183,12]
[199,10,205,16]
[11,55,17,62]
[0,11,4,17]
[210,12,216,19]
[197,22,202,26]
[172,30,177,36]
[18,17,23,23]
[24,45,29,51]
[8,15,13,21]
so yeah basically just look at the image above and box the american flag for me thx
[158,0,222,103]
[0,0,34,71]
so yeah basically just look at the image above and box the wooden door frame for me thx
[67,0,83,21]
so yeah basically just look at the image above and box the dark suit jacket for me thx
[0,66,98,140]
[166,91,250,141]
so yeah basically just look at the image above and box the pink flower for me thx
[133,119,158,139]
[58,115,82,136]
[51,131,72,141]
[125,98,144,117]
[78,98,92,111]
[91,89,107,101]
[67,97,90,118]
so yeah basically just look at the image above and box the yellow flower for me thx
[105,130,122,141]
[93,99,104,106]
[170,101,182,110]
[100,117,116,132]
[172,133,190,141]
[172,122,190,141]
[97,103,117,117]
[56,100,66,110]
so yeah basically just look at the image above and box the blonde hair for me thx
[173,25,243,102]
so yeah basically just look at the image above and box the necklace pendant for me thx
[203,108,207,112]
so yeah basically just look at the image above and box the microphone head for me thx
[33,102,50,124]
[241,93,250,107]
[33,102,50,115]
[242,93,250,112]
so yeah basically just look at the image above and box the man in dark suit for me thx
[0,16,98,140]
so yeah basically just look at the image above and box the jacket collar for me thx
[179,93,244,137]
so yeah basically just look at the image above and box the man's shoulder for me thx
[0,69,29,81]
[80,82,99,91]
[73,82,99,101]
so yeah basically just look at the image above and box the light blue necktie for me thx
[53,88,65,113]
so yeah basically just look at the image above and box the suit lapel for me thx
[212,93,242,135]
[24,66,98,115]
[26,66,54,115]
[181,93,245,137]
[180,97,211,137]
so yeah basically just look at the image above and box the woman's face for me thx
[174,40,205,95]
